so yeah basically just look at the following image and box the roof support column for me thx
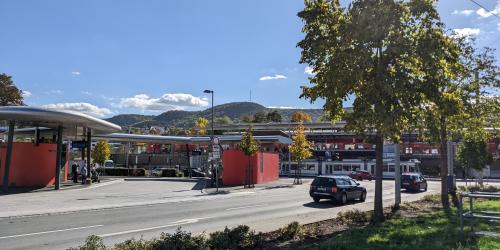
[55,125,63,190]
[2,121,15,192]
[86,129,91,184]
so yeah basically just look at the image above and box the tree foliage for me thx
[239,126,260,156]
[0,73,24,106]
[192,117,209,136]
[298,0,449,222]
[92,140,111,166]
[252,111,268,123]
[290,111,312,123]
[456,128,493,172]
[215,116,233,125]
[267,110,282,122]
[289,122,313,162]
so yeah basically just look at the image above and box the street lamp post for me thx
[204,90,217,192]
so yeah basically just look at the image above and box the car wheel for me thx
[423,185,427,192]
[358,177,363,181]
[341,193,347,205]
[313,197,320,203]
[359,191,366,202]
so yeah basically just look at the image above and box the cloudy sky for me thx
[0,0,498,118]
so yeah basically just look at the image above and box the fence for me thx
[459,192,500,236]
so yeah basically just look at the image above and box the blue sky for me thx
[0,0,499,118]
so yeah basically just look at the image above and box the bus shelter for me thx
[0,106,121,191]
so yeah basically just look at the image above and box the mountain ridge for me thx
[105,102,326,129]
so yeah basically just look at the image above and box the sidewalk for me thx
[202,177,312,194]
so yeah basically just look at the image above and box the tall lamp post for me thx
[203,90,217,191]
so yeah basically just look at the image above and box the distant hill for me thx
[105,102,327,129]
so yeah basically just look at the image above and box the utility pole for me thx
[204,89,217,192]
[394,143,401,208]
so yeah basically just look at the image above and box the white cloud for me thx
[118,93,209,111]
[476,3,500,18]
[41,102,112,118]
[498,23,500,30]
[259,74,287,81]
[22,90,32,98]
[71,71,81,75]
[452,28,481,37]
[82,91,92,95]
[304,66,315,76]
[452,9,474,16]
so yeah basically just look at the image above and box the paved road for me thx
[0,180,441,250]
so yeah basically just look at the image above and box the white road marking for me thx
[226,204,268,211]
[98,217,212,238]
[0,225,104,239]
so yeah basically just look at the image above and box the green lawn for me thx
[317,199,500,250]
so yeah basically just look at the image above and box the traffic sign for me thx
[212,137,219,144]
[212,145,221,159]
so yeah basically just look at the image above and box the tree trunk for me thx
[373,134,384,224]
[439,116,450,209]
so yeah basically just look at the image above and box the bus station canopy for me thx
[93,133,292,145]
[0,106,121,135]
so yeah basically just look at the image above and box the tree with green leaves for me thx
[290,111,312,123]
[252,111,268,123]
[289,122,313,185]
[215,116,233,125]
[298,0,445,222]
[267,110,282,122]
[0,73,24,106]
[456,128,493,187]
[92,140,111,166]
[239,126,260,188]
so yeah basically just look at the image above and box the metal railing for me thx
[459,192,500,235]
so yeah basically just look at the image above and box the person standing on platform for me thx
[80,163,87,184]
[72,164,78,183]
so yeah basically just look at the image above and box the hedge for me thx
[98,167,146,176]
[161,168,184,177]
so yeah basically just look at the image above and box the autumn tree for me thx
[0,73,24,106]
[290,111,312,123]
[191,117,209,136]
[298,0,444,222]
[289,122,313,184]
[92,140,111,166]
[239,126,260,188]
[241,115,253,123]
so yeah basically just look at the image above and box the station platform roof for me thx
[0,106,121,135]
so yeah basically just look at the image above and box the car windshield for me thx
[402,175,415,181]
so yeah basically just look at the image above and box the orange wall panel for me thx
[0,142,67,187]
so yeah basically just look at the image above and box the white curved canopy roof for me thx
[0,106,121,134]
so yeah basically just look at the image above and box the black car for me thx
[310,176,367,204]
[401,173,427,192]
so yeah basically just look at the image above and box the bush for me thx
[153,228,207,250]
[336,209,369,226]
[161,169,184,177]
[98,167,146,176]
[68,235,107,250]
[278,221,303,240]
[421,194,441,204]
[114,238,155,250]
[208,225,264,250]
[457,185,500,193]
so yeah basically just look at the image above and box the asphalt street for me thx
[0,179,441,250]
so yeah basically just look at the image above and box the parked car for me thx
[401,173,427,192]
[310,176,367,204]
[348,170,373,181]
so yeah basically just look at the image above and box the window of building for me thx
[334,164,342,171]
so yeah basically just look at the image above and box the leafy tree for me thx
[456,128,493,186]
[290,111,312,123]
[267,110,282,122]
[192,117,209,136]
[252,111,268,123]
[0,73,24,106]
[239,126,260,188]
[215,116,233,125]
[241,115,253,123]
[298,0,443,222]
[92,140,111,166]
[289,122,313,184]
